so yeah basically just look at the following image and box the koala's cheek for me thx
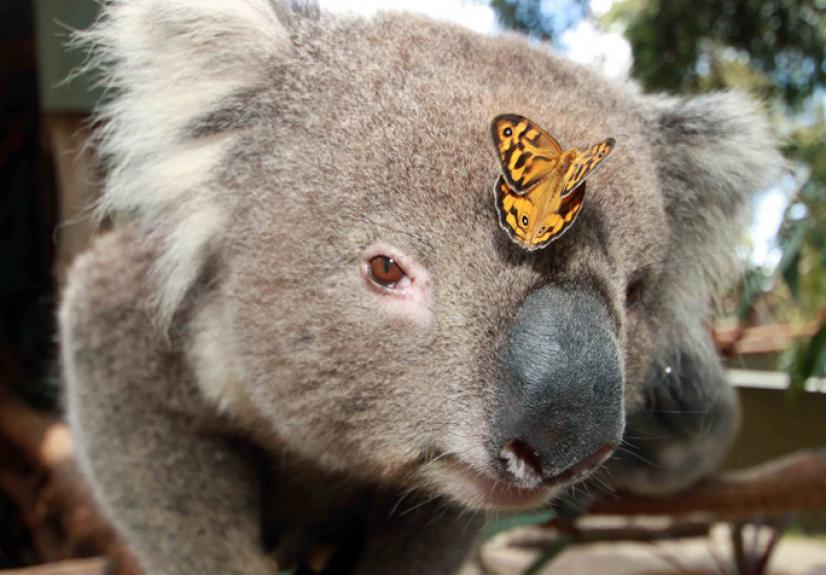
[373,288,434,328]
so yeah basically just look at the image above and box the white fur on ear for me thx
[77,0,290,328]
[650,91,782,219]
[646,91,783,289]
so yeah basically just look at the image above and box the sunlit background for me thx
[0,0,824,572]
[319,0,796,269]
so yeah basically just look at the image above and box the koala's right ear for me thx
[79,0,298,328]
[637,90,783,349]
[643,91,782,287]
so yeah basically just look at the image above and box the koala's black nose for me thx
[494,286,624,485]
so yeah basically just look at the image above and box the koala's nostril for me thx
[499,439,543,483]
[545,443,616,486]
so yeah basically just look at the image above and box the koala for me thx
[59,1,780,573]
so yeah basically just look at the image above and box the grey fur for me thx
[61,1,781,573]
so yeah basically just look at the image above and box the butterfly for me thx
[490,114,616,251]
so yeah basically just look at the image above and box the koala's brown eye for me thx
[368,255,406,287]
[625,281,643,310]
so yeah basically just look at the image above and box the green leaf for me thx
[736,268,770,322]
[523,538,570,575]
[788,324,826,396]
[778,220,808,301]
[482,510,556,542]
[801,325,826,377]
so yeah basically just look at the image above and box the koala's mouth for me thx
[420,456,556,511]
[418,444,617,511]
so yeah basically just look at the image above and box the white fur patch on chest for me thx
[188,296,260,423]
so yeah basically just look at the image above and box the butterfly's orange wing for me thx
[495,175,585,251]
[491,114,615,251]
[561,137,616,196]
[494,176,535,248]
[491,114,563,193]
[528,182,587,249]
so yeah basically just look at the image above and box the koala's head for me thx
[86,1,780,510]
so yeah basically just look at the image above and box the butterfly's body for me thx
[491,114,615,250]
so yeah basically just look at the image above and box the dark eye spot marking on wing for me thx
[521,215,529,227]
[503,127,512,137]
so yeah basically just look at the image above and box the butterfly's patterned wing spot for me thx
[495,176,535,248]
[530,181,589,250]
[561,137,616,196]
[491,114,563,193]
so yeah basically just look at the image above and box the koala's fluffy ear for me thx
[646,91,782,285]
[79,0,296,327]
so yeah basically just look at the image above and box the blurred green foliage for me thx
[490,0,826,393]
[608,0,825,107]
[777,106,826,392]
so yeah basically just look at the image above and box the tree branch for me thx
[0,558,106,575]
[0,385,140,574]
[590,449,826,518]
